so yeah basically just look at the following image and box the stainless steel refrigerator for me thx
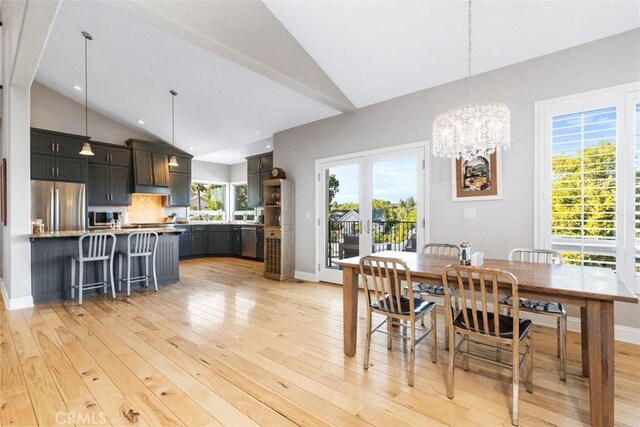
[31,181,86,232]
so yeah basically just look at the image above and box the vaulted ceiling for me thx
[35,0,640,164]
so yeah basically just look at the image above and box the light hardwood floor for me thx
[1,257,639,426]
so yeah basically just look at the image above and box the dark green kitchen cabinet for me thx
[191,232,209,256]
[167,172,191,207]
[87,142,132,206]
[134,151,154,186]
[31,154,86,183]
[90,144,131,167]
[152,153,170,187]
[30,129,85,159]
[179,231,192,257]
[231,227,242,256]
[246,152,273,207]
[88,163,110,205]
[30,129,88,183]
[208,230,231,255]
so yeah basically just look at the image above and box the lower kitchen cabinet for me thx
[177,224,264,260]
[256,228,264,261]
[208,230,231,255]
[179,232,192,257]
[231,227,242,256]
[191,232,208,256]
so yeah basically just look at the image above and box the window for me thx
[232,183,249,212]
[189,182,228,221]
[536,83,640,292]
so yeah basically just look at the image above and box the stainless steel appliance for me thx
[89,211,122,227]
[241,227,257,258]
[31,181,86,232]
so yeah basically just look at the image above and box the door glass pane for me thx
[370,156,418,253]
[634,102,640,279]
[326,164,360,269]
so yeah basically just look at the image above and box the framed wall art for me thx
[452,151,502,201]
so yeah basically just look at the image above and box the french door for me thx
[318,145,426,284]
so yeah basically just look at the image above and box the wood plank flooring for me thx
[1,257,639,426]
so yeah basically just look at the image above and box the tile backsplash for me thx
[88,194,188,225]
[127,194,167,223]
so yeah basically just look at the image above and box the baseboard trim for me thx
[294,271,318,282]
[0,279,34,310]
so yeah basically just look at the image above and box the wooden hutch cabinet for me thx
[263,178,294,280]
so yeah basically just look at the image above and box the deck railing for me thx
[326,220,417,268]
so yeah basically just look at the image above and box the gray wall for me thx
[230,162,247,182]
[192,160,230,182]
[274,29,640,327]
[31,82,153,144]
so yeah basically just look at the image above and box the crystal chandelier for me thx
[432,0,510,160]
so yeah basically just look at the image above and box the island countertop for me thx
[30,227,183,240]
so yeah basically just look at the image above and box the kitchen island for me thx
[30,227,182,303]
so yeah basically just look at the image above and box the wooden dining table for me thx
[334,250,638,426]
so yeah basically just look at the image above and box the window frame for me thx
[188,180,230,221]
[534,82,640,293]
[230,181,250,214]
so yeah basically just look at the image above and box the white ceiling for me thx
[265,0,640,108]
[35,0,640,164]
[35,0,339,164]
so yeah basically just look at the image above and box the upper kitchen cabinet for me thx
[30,128,88,183]
[246,152,273,207]
[166,155,192,207]
[30,128,86,159]
[87,142,132,206]
[89,144,131,167]
[127,139,192,196]
[152,153,170,187]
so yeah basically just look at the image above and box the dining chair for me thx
[501,248,567,380]
[442,265,533,426]
[360,256,437,386]
[70,233,117,305]
[413,243,460,346]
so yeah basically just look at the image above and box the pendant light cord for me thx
[171,90,176,156]
[467,0,472,104]
[84,34,89,141]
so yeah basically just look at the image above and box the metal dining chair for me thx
[71,233,117,305]
[117,231,159,296]
[413,243,460,346]
[442,265,534,426]
[501,248,567,380]
[360,256,437,386]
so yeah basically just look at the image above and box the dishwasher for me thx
[241,227,257,258]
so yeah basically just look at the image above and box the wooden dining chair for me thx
[501,248,567,380]
[442,265,533,426]
[360,256,437,386]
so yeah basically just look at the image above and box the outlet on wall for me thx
[463,208,476,219]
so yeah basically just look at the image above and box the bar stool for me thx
[118,231,159,296]
[71,233,117,305]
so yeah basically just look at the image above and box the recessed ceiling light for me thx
[74,85,82,91]
[137,119,145,124]
[266,145,271,149]
[188,146,195,151]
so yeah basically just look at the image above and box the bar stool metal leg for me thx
[71,259,76,300]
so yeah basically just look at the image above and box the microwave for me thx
[89,211,122,226]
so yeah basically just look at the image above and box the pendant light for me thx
[432,0,510,160]
[168,89,180,167]
[78,31,95,156]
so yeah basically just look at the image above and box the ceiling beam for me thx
[4,0,61,89]
[109,0,355,113]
